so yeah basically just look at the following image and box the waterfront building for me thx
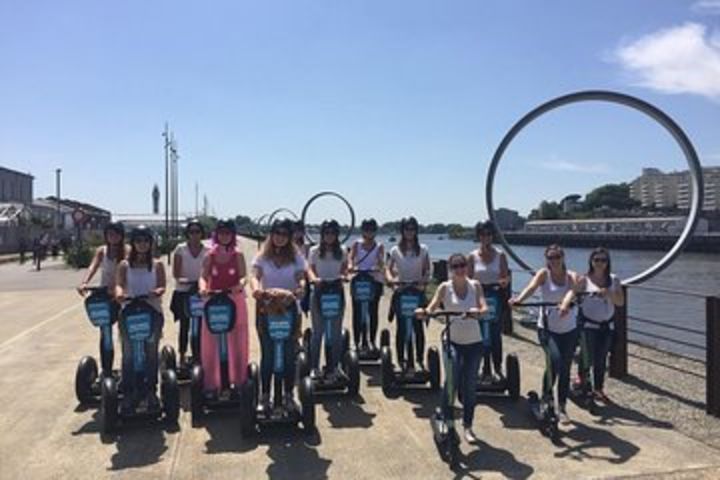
[678,166,720,212]
[0,166,33,204]
[630,167,720,212]
[493,208,524,231]
[524,216,709,235]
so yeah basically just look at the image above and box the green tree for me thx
[583,183,640,211]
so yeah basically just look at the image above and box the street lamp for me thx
[55,168,61,232]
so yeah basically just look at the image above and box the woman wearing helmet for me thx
[385,216,431,370]
[468,220,510,384]
[197,219,250,395]
[249,218,307,409]
[349,218,385,352]
[115,225,167,411]
[76,221,129,376]
[170,219,210,367]
[307,219,349,379]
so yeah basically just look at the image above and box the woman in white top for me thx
[576,247,624,403]
[509,244,581,424]
[417,253,488,443]
[307,220,349,377]
[468,220,510,383]
[170,219,210,366]
[115,225,167,412]
[385,216,431,369]
[250,219,308,408]
[349,218,385,351]
[77,221,129,376]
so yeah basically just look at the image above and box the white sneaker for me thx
[558,407,571,425]
[464,427,479,443]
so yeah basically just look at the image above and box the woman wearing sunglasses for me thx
[385,216,431,370]
[417,253,488,443]
[468,220,510,384]
[170,219,210,366]
[575,247,624,403]
[509,244,581,424]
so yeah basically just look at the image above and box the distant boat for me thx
[388,236,396,242]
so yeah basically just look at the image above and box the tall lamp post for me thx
[162,123,171,264]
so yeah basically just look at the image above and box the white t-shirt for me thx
[173,242,210,292]
[470,247,503,285]
[538,269,577,334]
[442,279,482,345]
[252,254,307,291]
[308,245,346,280]
[389,244,430,283]
[581,274,620,327]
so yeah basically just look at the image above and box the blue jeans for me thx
[538,328,579,407]
[442,341,482,428]
[579,326,614,391]
[310,290,346,371]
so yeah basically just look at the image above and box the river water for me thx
[360,234,719,359]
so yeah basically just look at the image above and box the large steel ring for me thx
[266,208,299,226]
[485,90,704,285]
[301,191,356,245]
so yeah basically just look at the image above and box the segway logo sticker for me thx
[86,302,112,327]
[125,313,153,341]
[321,294,341,318]
[353,281,374,302]
[189,295,204,318]
[207,305,233,332]
[268,313,293,340]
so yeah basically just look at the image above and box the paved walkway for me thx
[0,240,719,479]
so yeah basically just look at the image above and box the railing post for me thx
[502,277,513,335]
[707,296,720,417]
[609,285,628,378]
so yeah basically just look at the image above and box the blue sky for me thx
[1,0,719,225]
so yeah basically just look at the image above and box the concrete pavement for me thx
[1,240,719,479]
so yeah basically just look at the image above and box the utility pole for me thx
[171,135,179,236]
[195,182,199,217]
[162,122,170,264]
[55,168,61,232]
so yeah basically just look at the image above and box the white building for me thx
[630,167,720,211]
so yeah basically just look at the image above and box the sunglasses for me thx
[188,229,202,235]
[134,238,150,244]
[592,257,609,263]
[217,229,233,235]
[273,230,290,237]
[546,254,563,260]
[451,262,467,269]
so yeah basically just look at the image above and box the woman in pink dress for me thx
[198,219,249,393]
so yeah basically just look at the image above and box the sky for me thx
[1,0,719,225]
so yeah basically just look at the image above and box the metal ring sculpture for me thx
[300,191,356,245]
[485,90,704,285]
[253,214,270,236]
[266,208,299,226]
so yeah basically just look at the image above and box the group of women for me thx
[77,215,623,439]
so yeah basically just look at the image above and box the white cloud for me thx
[692,0,720,15]
[539,159,610,174]
[613,22,720,100]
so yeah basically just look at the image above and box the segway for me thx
[475,283,520,400]
[251,303,316,432]
[161,282,204,381]
[425,310,483,468]
[300,280,360,396]
[380,283,440,397]
[75,287,119,404]
[189,290,257,434]
[569,294,605,414]
[100,296,180,434]
[350,269,381,363]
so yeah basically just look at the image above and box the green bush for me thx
[64,243,94,269]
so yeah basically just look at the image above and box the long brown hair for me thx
[260,235,298,266]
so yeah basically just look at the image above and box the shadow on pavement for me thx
[203,410,257,454]
[554,420,641,464]
[481,396,538,432]
[452,437,535,480]
[593,400,674,429]
[397,388,437,420]
[109,424,170,471]
[621,374,705,411]
[264,430,331,480]
[319,394,377,429]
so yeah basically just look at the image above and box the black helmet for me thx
[104,221,125,237]
[361,218,378,232]
[320,219,340,235]
[400,216,419,231]
[184,218,205,237]
[270,218,293,235]
[215,218,236,233]
[292,220,305,233]
[129,225,154,243]
[475,220,496,236]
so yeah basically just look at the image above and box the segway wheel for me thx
[302,328,312,354]
[161,369,180,424]
[506,354,520,401]
[75,356,98,404]
[428,347,441,391]
[160,345,177,373]
[380,346,394,397]
[100,376,118,434]
[380,329,391,349]
[248,362,260,411]
[299,376,316,431]
[190,364,204,426]
[345,349,361,396]
[296,350,311,382]
[240,378,256,437]
[341,328,350,357]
